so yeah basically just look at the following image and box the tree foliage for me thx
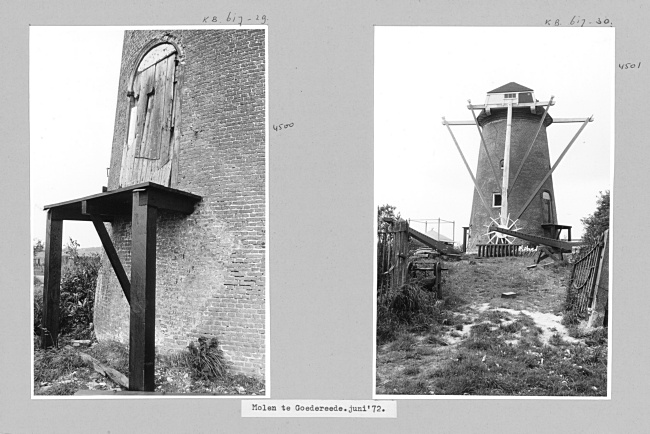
[377,204,401,232]
[33,239,44,256]
[581,190,610,246]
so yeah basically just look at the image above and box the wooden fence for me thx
[565,229,609,326]
[377,219,410,295]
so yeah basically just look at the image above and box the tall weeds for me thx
[377,278,441,343]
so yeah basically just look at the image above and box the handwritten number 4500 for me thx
[273,123,294,132]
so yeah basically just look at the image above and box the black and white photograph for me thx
[30,26,268,396]
[375,26,613,397]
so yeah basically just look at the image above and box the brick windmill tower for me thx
[443,82,592,252]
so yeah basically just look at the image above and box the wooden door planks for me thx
[120,54,177,188]
[159,55,176,165]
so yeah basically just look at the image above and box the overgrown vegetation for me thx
[377,277,446,344]
[33,239,264,395]
[376,256,608,397]
[34,238,101,341]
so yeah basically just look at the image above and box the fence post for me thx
[390,220,410,290]
[588,230,609,328]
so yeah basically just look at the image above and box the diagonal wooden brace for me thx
[509,96,554,196]
[468,99,501,193]
[82,201,131,304]
[442,117,495,220]
[514,116,593,220]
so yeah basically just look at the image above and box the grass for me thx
[34,337,265,396]
[376,255,608,397]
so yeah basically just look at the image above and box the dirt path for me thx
[376,255,606,396]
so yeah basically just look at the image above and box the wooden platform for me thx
[43,182,201,221]
[41,182,202,392]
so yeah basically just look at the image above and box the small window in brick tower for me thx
[120,43,178,187]
[542,191,553,223]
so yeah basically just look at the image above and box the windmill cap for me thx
[487,82,534,94]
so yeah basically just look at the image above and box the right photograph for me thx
[374,26,613,397]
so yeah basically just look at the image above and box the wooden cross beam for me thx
[441,117,591,126]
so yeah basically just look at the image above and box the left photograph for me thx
[31,26,268,396]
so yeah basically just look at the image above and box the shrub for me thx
[185,337,228,381]
[59,240,101,339]
[34,239,101,340]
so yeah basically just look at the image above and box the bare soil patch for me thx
[376,255,608,396]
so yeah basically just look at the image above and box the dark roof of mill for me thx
[488,82,534,94]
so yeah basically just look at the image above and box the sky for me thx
[30,27,125,248]
[30,26,614,248]
[375,27,614,243]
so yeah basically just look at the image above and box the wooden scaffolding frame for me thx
[41,182,201,392]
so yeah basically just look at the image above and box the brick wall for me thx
[468,109,556,249]
[94,29,266,378]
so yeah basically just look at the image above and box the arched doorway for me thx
[119,43,178,187]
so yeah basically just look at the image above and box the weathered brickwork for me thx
[468,109,556,249]
[94,30,266,377]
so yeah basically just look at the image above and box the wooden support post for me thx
[435,262,442,299]
[462,226,469,253]
[501,103,513,226]
[129,189,157,391]
[588,230,609,328]
[42,211,63,349]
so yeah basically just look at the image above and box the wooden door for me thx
[120,44,177,187]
